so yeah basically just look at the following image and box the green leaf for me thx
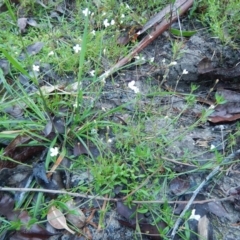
[170,28,197,37]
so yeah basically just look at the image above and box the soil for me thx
[1,15,240,240]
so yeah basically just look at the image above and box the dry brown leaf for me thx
[66,200,86,229]
[47,205,75,234]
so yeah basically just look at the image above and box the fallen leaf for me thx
[47,206,75,234]
[208,89,240,123]
[27,18,38,27]
[18,211,55,239]
[0,58,10,75]
[198,57,240,79]
[26,42,44,56]
[169,177,190,196]
[18,18,28,33]
[66,200,86,229]
[116,202,145,224]
[2,134,45,168]
[73,142,89,157]
[207,201,230,219]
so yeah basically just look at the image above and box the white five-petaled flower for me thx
[182,69,188,74]
[73,44,81,53]
[128,80,140,93]
[50,147,59,157]
[48,51,54,56]
[103,19,110,28]
[32,64,40,72]
[89,70,95,76]
[82,8,91,17]
[169,61,177,66]
[149,57,154,63]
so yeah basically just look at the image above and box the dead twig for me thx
[0,186,234,204]
[170,149,240,239]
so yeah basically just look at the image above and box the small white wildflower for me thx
[182,69,188,74]
[89,70,95,76]
[169,61,177,66]
[219,125,225,130]
[32,64,40,72]
[50,147,59,157]
[121,14,125,18]
[73,44,81,53]
[125,3,130,9]
[107,138,113,143]
[82,8,91,17]
[189,209,201,221]
[48,51,54,56]
[210,144,216,150]
[134,55,145,63]
[149,57,154,63]
[110,19,115,25]
[128,80,140,93]
[102,12,106,16]
[73,102,77,108]
[91,30,96,35]
[103,19,110,28]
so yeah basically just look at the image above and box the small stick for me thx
[0,186,234,204]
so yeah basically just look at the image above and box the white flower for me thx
[149,57,154,63]
[32,64,40,72]
[50,147,59,157]
[102,12,106,16]
[182,69,188,74]
[48,51,54,56]
[121,14,125,18]
[103,19,110,28]
[134,55,145,62]
[91,30,96,35]
[110,19,115,25]
[89,70,95,76]
[82,8,91,16]
[210,144,216,150]
[169,61,177,66]
[128,80,140,93]
[73,44,81,53]
[125,3,130,9]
